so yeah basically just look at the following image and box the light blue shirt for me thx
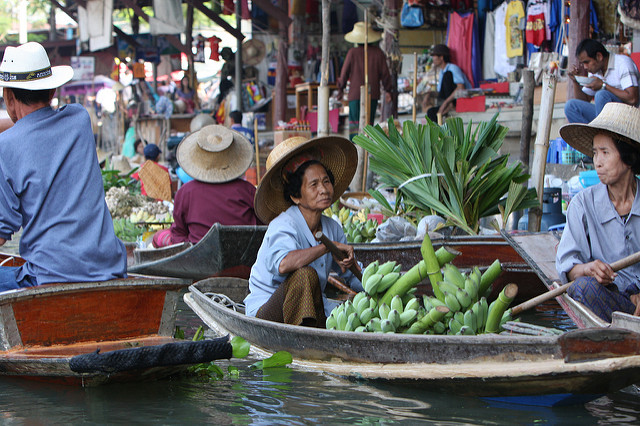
[438,63,472,92]
[556,179,640,293]
[244,205,363,317]
[0,105,127,284]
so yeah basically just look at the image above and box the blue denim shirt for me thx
[556,179,640,295]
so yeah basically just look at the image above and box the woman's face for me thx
[593,133,632,186]
[136,143,144,155]
[291,163,334,213]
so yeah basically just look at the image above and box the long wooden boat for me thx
[128,223,268,280]
[184,278,640,405]
[501,231,640,331]
[0,272,235,386]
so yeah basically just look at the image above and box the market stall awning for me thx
[60,75,117,96]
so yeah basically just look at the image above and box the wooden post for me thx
[567,0,590,101]
[317,0,330,136]
[273,0,288,129]
[254,118,261,185]
[412,52,417,122]
[520,69,535,173]
[528,73,557,232]
[235,0,243,113]
[360,12,371,192]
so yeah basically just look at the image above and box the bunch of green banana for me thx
[361,260,402,296]
[344,217,378,243]
[326,291,378,332]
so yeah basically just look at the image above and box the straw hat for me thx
[190,113,215,132]
[242,39,266,66]
[0,42,73,90]
[344,22,382,44]
[254,135,357,224]
[559,102,640,157]
[176,124,253,184]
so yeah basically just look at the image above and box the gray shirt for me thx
[556,179,640,294]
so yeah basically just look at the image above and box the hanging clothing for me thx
[209,36,221,61]
[149,0,185,35]
[525,0,551,46]
[483,10,497,80]
[505,0,525,58]
[493,2,516,78]
[447,11,479,87]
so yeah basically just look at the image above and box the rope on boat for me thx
[69,336,233,374]
[0,257,15,266]
[205,292,246,313]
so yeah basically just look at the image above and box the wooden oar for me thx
[511,250,640,316]
[315,231,362,281]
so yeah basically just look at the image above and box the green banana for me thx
[459,325,476,335]
[404,297,420,312]
[359,307,374,324]
[443,263,466,289]
[336,310,347,331]
[352,291,366,309]
[422,296,434,312]
[433,321,446,334]
[444,291,461,312]
[390,295,404,314]
[393,264,402,273]
[501,309,512,326]
[405,306,449,334]
[378,303,391,321]
[353,234,363,243]
[361,261,379,290]
[380,319,396,333]
[464,277,478,302]
[455,287,472,310]
[344,300,356,317]
[356,294,370,316]
[463,309,476,333]
[326,314,337,329]
[366,318,382,332]
[448,317,463,334]
[377,272,401,292]
[377,261,397,276]
[387,309,401,329]
[354,325,367,333]
[438,280,460,295]
[346,312,361,332]
[364,273,383,295]
[399,309,417,327]
[454,311,465,325]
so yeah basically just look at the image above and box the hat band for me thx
[0,66,52,83]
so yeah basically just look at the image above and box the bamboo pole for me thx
[520,69,535,173]
[317,0,330,136]
[254,118,261,185]
[360,12,370,192]
[528,73,557,232]
[412,52,417,122]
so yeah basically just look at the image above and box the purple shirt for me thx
[169,178,261,244]
[337,45,393,101]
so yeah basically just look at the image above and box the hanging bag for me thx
[401,1,424,28]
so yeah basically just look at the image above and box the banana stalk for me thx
[478,259,502,297]
[378,260,427,306]
[421,232,445,302]
[485,283,518,333]
[405,305,449,334]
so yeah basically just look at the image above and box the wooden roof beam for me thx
[250,0,291,26]
[184,0,244,41]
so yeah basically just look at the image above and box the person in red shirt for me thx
[152,125,262,247]
[131,143,170,197]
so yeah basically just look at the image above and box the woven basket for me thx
[138,160,172,201]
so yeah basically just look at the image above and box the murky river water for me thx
[2,238,640,424]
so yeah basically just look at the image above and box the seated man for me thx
[426,44,472,123]
[0,42,127,291]
[152,125,262,248]
[565,38,640,124]
[229,110,254,145]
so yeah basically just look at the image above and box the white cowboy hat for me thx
[559,102,640,157]
[254,135,357,224]
[176,124,253,184]
[344,22,382,44]
[0,42,73,90]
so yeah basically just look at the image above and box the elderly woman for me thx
[556,102,640,322]
[244,136,363,327]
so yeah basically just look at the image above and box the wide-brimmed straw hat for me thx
[176,124,253,184]
[559,102,640,157]
[344,22,382,44]
[254,135,357,224]
[0,42,73,90]
[242,39,266,66]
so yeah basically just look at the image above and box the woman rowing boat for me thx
[557,102,640,322]
[244,136,363,327]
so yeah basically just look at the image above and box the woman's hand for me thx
[581,259,617,285]
[332,241,357,273]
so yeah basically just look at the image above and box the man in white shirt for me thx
[565,39,639,124]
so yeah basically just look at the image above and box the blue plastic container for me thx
[579,170,600,188]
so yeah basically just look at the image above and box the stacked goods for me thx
[326,233,517,335]
[106,187,174,241]
[323,204,379,243]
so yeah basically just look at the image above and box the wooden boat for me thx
[184,278,640,405]
[502,231,640,331]
[128,223,268,280]
[0,274,235,386]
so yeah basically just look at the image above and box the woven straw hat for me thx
[559,103,640,157]
[176,124,252,184]
[254,135,357,224]
[0,42,73,90]
[139,160,172,201]
[242,39,266,66]
[345,22,382,44]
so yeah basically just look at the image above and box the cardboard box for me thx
[456,96,486,113]
[274,130,312,146]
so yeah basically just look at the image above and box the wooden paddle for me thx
[315,231,362,281]
[511,250,640,316]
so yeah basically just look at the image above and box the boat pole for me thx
[315,231,363,281]
[511,250,640,316]
[412,52,417,122]
[254,118,261,185]
[361,12,371,192]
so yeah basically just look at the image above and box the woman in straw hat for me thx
[244,136,364,327]
[337,21,393,139]
[556,102,640,322]
[0,42,127,290]
[152,125,261,248]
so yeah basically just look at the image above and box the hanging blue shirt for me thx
[244,205,363,318]
[0,105,127,285]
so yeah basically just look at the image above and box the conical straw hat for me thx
[344,22,382,44]
[559,102,640,157]
[254,135,357,224]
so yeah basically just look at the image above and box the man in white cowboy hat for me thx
[151,124,261,248]
[0,42,127,291]
[336,21,393,139]
[556,102,640,322]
